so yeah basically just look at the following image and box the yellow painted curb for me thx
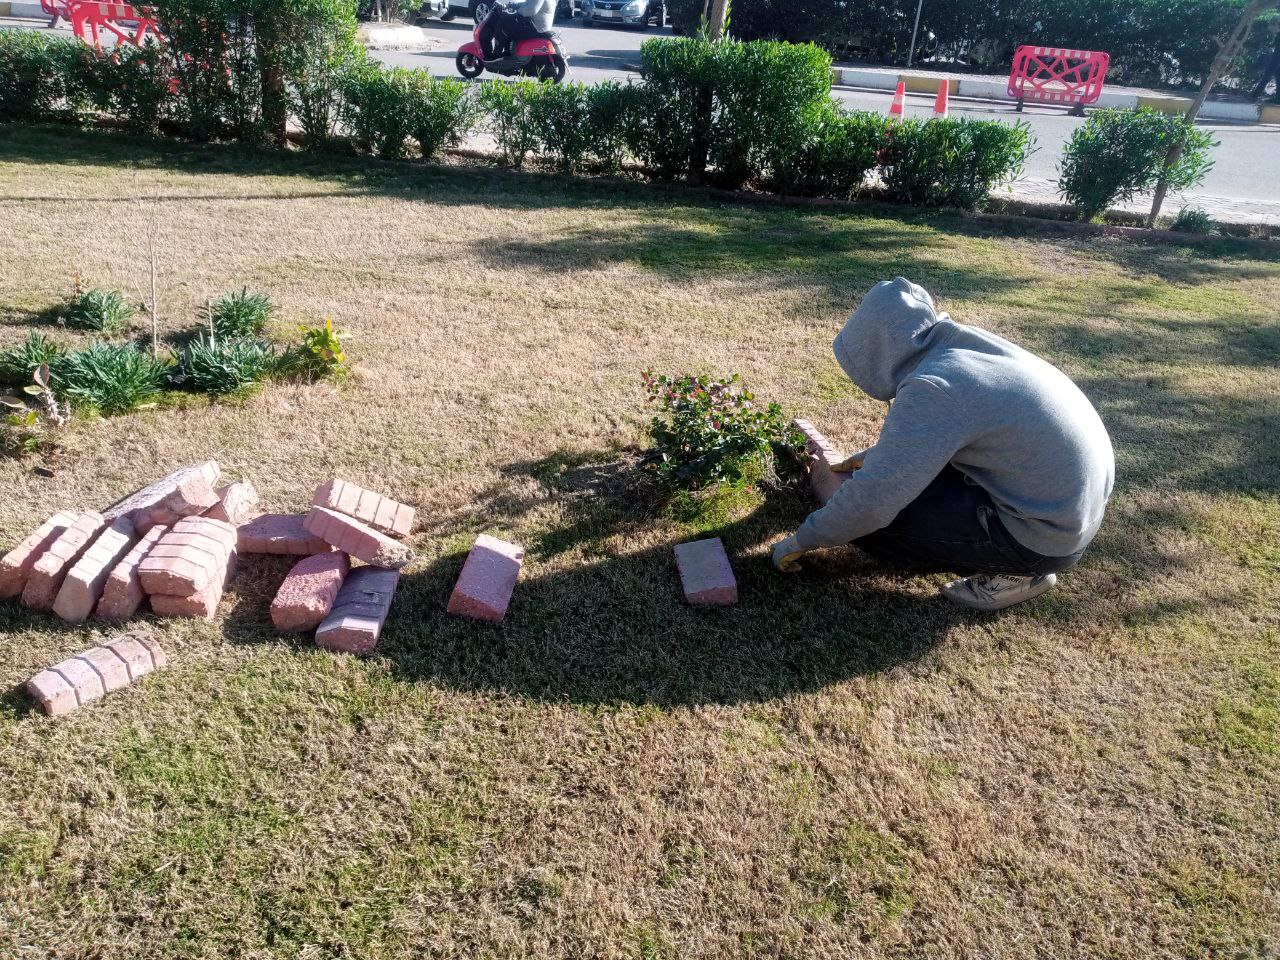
[1136,95,1192,114]
[1261,104,1280,125]
[898,74,959,96]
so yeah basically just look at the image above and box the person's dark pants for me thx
[487,13,541,59]
[1252,53,1280,101]
[853,465,1085,576]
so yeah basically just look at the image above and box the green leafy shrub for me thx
[179,334,278,394]
[206,288,275,338]
[0,332,66,388]
[1171,206,1215,233]
[630,37,832,189]
[342,63,476,160]
[151,0,360,144]
[628,37,716,181]
[1,364,68,456]
[709,39,832,190]
[51,342,170,414]
[65,288,136,334]
[641,370,800,490]
[71,43,172,133]
[1058,108,1216,222]
[523,81,633,174]
[879,117,1032,209]
[0,28,78,122]
[775,105,885,198]
[480,80,542,169]
[277,316,348,381]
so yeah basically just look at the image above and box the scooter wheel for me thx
[456,51,484,78]
[529,55,567,83]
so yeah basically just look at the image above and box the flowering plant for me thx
[641,371,801,489]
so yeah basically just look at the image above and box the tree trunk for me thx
[1147,0,1276,227]
[706,0,727,40]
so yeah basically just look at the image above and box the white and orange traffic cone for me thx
[932,79,950,118]
[888,80,906,119]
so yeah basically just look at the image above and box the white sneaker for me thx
[941,573,1057,612]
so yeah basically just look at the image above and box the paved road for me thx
[379,18,1280,217]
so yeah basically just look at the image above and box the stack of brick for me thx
[262,477,417,653]
[1,468,424,648]
[139,516,239,619]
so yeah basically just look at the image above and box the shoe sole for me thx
[942,574,1057,612]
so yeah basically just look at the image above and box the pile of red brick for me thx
[1,462,421,650]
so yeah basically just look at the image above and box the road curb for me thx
[831,66,1268,124]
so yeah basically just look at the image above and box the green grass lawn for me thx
[0,124,1277,960]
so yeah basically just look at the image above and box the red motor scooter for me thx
[456,1,568,83]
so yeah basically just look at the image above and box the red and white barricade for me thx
[1008,45,1110,116]
[67,1,163,49]
[41,0,72,25]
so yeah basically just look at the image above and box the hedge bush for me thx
[526,80,635,174]
[774,104,886,198]
[1058,108,1216,221]
[632,37,833,189]
[880,116,1032,209]
[0,30,1037,214]
[0,29,76,122]
[343,64,477,160]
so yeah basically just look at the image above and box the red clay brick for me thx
[27,635,167,716]
[150,551,236,620]
[315,566,400,655]
[793,419,851,506]
[21,512,106,612]
[270,551,350,632]
[96,523,169,621]
[0,510,79,598]
[52,519,137,624]
[105,634,163,680]
[203,479,260,525]
[26,669,78,716]
[313,478,415,538]
[304,507,413,569]
[104,461,221,534]
[138,516,236,597]
[674,537,738,606]
[447,534,524,623]
[50,656,105,707]
[237,513,334,556]
[77,645,132,694]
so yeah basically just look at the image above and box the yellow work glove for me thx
[772,535,807,573]
[830,449,868,473]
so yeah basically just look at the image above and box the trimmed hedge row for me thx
[0,30,1032,211]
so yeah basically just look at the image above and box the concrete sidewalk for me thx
[832,63,1280,125]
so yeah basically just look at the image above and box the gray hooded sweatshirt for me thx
[796,278,1114,558]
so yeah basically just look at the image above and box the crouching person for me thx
[773,277,1115,611]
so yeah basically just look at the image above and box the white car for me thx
[438,0,574,24]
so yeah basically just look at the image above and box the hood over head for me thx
[833,277,954,401]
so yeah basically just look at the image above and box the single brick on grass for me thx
[793,419,851,507]
[138,516,237,597]
[203,479,260,525]
[238,513,334,556]
[95,523,168,622]
[104,461,221,534]
[315,566,400,655]
[304,507,413,569]
[674,537,737,606]
[447,534,524,623]
[0,510,79,598]
[52,518,137,624]
[21,511,106,612]
[271,551,350,632]
[26,634,167,716]
[313,478,415,538]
